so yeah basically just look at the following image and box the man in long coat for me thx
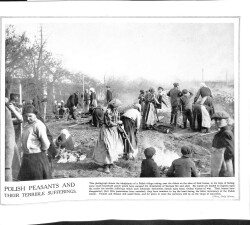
[106,86,113,104]
[167,83,182,126]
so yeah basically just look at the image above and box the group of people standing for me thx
[137,82,234,177]
[53,100,66,119]
[139,82,215,133]
[5,81,234,181]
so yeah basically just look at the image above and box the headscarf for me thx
[149,88,155,94]
[89,88,95,93]
[200,82,208,88]
[133,103,141,112]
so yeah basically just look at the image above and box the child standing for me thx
[140,147,160,177]
[18,105,52,181]
[179,89,193,129]
[167,146,199,177]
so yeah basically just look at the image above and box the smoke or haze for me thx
[140,134,180,167]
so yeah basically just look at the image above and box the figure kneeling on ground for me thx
[55,129,75,151]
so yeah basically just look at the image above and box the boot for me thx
[170,114,174,124]
[189,121,192,130]
[103,165,110,174]
[173,115,177,126]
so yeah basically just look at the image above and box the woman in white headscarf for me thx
[194,83,213,105]
[121,103,141,160]
[92,99,124,174]
[193,82,214,133]
[89,87,97,108]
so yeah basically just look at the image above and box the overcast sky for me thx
[9,20,234,84]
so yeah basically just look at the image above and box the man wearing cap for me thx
[167,83,183,126]
[167,146,199,177]
[180,89,193,129]
[140,147,160,177]
[121,104,141,160]
[211,111,234,177]
[106,86,113,104]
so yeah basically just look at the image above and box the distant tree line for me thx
[5,25,104,115]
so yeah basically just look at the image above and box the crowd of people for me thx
[5,82,234,181]
[138,82,215,133]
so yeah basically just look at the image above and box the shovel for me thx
[118,125,136,153]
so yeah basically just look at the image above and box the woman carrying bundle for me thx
[92,99,124,174]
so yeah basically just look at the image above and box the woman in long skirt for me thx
[89,88,97,108]
[121,104,141,160]
[92,99,124,174]
[18,105,52,181]
[142,88,159,129]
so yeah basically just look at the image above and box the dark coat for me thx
[106,89,113,103]
[5,106,15,181]
[167,156,199,177]
[167,88,182,107]
[90,92,97,105]
[180,92,193,111]
[66,93,78,108]
[92,107,104,127]
[194,86,213,103]
[84,92,90,102]
[212,126,234,161]
[140,158,160,177]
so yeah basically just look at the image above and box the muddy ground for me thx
[47,110,221,179]
[45,83,233,178]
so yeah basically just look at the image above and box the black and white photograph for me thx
[3,18,237,181]
[1,0,250,224]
